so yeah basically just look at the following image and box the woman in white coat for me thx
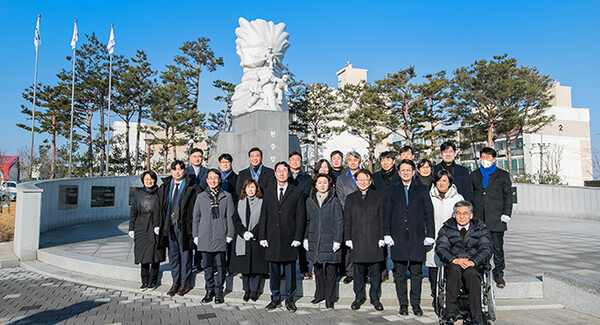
[426,170,464,303]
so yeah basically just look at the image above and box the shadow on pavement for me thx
[7,300,107,325]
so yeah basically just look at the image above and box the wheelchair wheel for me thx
[482,269,497,324]
[436,265,447,324]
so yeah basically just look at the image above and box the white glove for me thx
[243,231,254,241]
[259,240,269,248]
[153,227,160,235]
[226,237,233,243]
[345,240,353,249]
[423,237,435,246]
[303,239,309,251]
[378,239,385,247]
[501,215,511,223]
[333,242,341,252]
[128,231,134,239]
[291,240,301,248]
[194,237,198,246]
[384,235,395,246]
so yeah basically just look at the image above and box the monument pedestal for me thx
[209,110,300,172]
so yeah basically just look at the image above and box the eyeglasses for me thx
[454,212,471,217]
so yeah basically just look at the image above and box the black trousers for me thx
[269,261,296,302]
[341,246,353,277]
[313,263,338,303]
[428,267,438,297]
[298,247,310,274]
[241,273,262,293]
[446,264,483,317]
[394,261,423,307]
[353,262,381,302]
[140,262,160,285]
[202,252,226,293]
[490,231,505,278]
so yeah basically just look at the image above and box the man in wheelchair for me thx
[435,200,493,325]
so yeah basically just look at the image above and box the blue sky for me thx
[1,0,598,156]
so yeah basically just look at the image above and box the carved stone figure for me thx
[231,18,291,116]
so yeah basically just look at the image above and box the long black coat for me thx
[153,175,201,251]
[372,167,400,193]
[305,190,343,264]
[229,197,269,274]
[344,189,385,264]
[236,165,276,197]
[288,170,312,199]
[222,171,238,203]
[383,182,434,262]
[259,184,306,262]
[435,217,493,267]
[434,162,472,202]
[129,187,166,264]
[471,167,513,232]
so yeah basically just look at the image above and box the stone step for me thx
[37,247,543,300]
[0,242,20,269]
[20,260,563,312]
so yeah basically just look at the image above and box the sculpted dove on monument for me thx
[231,17,291,116]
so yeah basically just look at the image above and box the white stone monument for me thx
[210,17,300,171]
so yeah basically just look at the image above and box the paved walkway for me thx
[2,267,599,325]
[38,214,600,283]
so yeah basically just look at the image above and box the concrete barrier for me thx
[513,183,600,220]
[543,271,600,318]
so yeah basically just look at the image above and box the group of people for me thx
[128,141,513,324]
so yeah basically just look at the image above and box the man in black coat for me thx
[434,141,472,202]
[153,160,201,297]
[471,147,513,288]
[344,169,385,311]
[185,148,208,190]
[435,200,493,325]
[330,150,344,180]
[383,159,434,317]
[236,147,276,197]
[218,153,238,204]
[259,161,306,312]
[287,151,312,280]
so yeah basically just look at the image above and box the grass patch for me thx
[0,202,15,242]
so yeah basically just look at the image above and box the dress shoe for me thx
[243,291,251,302]
[250,291,259,301]
[285,300,297,312]
[265,300,281,310]
[148,283,157,291]
[371,300,384,311]
[495,275,506,288]
[303,272,313,280]
[214,292,224,304]
[399,305,409,315]
[167,284,179,297]
[412,305,423,316]
[471,315,484,325]
[343,276,353,284]
[201,290,215,303]
[445,309,458,323]
[325,301,334,309]
[177,284,190,296]
[140,283,148,291]
[311,297,324,304]
[351,299,365,310]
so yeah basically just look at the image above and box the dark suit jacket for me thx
[185,165,208,191]
[434,162,472,202]
[383,181,434,262]
[344,189,385,264]
[222,171,238,203]
[288,170,311,199]
[153,175,200,251]
[471,167,513,232]
[259,184,306,262]
[235,165,276,197]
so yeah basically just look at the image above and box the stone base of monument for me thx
[209,110,300,171]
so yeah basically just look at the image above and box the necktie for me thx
[279,187,284,202]
[171,183,181,223]
[404,185,409,205]
[460,227,467,239]
[172,183,180,203]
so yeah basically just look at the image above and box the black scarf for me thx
[381,167,397,186]
[143,185,158,195]
[208,187,221,219]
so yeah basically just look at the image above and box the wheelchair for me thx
[435,263,496,325]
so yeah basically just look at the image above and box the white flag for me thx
[106,25,115,54]
[34,15,41,52]
[70,20,78,50]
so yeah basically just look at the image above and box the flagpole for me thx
[68,19,77,178]
[106,23,114,176]
[29,14,41,180]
